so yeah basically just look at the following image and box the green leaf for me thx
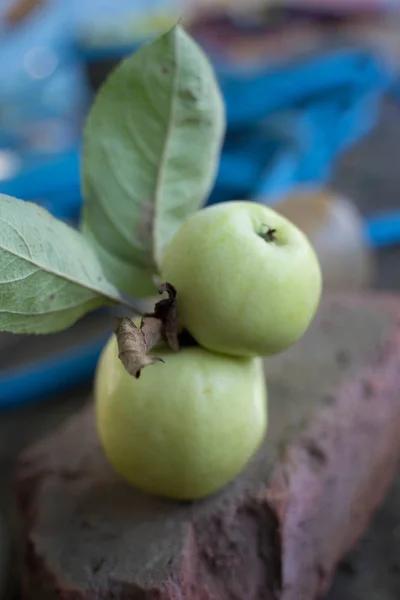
[81,24,226,294]
[0,194,135,334]
[81,220,157,298]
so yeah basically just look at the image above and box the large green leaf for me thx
[81,24,225,294]
[80,220,157,298]
[0,195,135,334]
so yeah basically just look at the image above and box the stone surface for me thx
[13,292,400,600]
[326,471,400,600]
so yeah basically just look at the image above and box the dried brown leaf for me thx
[114,282,180,378]
[140,316,164,352]
[141,282,180,352]
[114,317,164,379]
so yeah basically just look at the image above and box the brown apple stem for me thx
[259,226,277,243]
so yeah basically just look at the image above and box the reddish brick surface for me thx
[14,293,400,600]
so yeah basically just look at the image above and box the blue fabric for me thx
[365,212,400,248]
[208,47,394,203]
[0,147,82,219]
[0,332,110,409]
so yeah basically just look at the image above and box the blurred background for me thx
[2,0,400,409]
[1,1,400,598]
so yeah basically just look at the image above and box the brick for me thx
[14,293,400,600]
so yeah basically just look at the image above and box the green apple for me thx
[161,201,322,357]
[95,334,267,500]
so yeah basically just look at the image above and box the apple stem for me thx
[259,226,277,243]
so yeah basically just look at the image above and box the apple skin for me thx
[95,335,267,500]
[161,201,322,357]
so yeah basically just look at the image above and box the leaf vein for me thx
[0,217,33,259]
[152,33,179,267]
[0,242,124,305]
